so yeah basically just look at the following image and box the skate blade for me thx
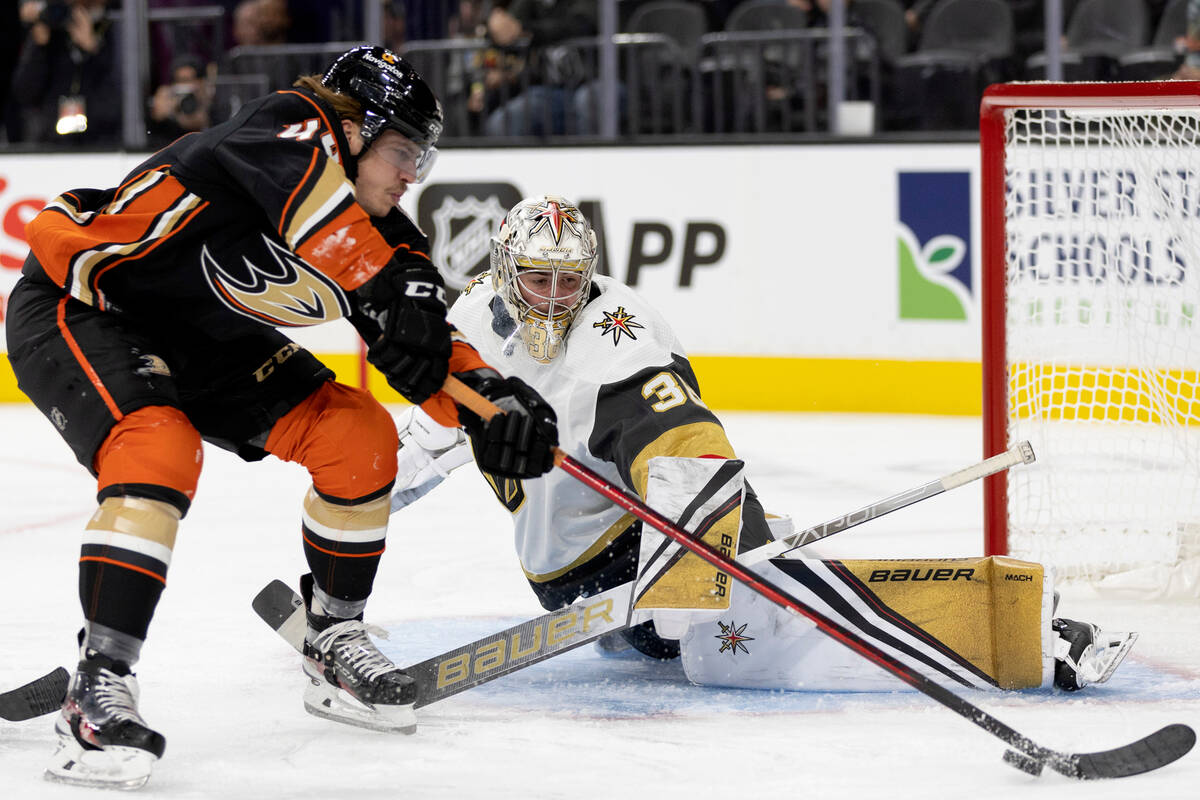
[303,682,416,734]
[45,739,156,790]
[1090,631,1139,685]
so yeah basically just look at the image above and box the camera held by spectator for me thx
[36,0,74,30]
[148,55,213,146]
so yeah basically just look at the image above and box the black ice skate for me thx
[1053,617,1138,691]
[302,613,417,734]
[44,652,165,790]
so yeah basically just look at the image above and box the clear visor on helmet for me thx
[371,135,438,183]
[495,247,595,363]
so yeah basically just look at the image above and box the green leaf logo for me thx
[898,226,968,321]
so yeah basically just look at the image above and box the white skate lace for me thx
[311,620,399,683]
[90,669,143,725]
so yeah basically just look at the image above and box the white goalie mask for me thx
[491,195,599,363]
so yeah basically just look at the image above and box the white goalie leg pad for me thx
[633,457,747,637]
[680,558,1023,692]
[390,406,472,512]
[678,569,910,692]
[45,733,157,790]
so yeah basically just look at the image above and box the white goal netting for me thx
[1001,103,1200,596]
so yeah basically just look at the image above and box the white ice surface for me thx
[1,406,1197,798]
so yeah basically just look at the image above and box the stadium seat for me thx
[1025,0,1152,80]
[890,0,1015,129]
[626,0,710,64]
[724,0,808,32]
[1118,0,1187,80]
[852,0,910,66]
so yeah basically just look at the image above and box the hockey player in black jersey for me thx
[390,195,1138,698]
[5,47,556,789]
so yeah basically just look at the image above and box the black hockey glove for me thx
[456,369,558,479]
[357,262,452,405]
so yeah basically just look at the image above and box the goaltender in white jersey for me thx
[395,194,1136,694]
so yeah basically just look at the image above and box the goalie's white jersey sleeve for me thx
[448,274,736,581]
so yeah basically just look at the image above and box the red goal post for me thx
[980,81,1200,591]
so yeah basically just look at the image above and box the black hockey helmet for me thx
[322,45,443,154]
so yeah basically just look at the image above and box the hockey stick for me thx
[255,429,1039,707]
[253,577,637,708]
[0,667,69,722]
[442,377,1195,779]
[739,439,1035,562]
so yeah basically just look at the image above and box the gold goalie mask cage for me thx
[491,195,599,362]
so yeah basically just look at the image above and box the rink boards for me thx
[0,144,984,413]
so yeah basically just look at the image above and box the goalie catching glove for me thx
[455,368,558,479]
[357,261,451,405]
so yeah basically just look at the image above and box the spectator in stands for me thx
[1173,0,1200,78]
[448,0,487,38]
[232,0,290,47]
[402,0,451,40]
[145,0,230,87]
[147,54,214,148]
[11,0,121,146]
[385,0,408,50]
[787,0,837,25]
[1,1,21,143]
[481,0,599,136]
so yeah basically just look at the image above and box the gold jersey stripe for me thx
[86,496,181,553]
[523,513,637,583]
[302,488,390,540]
[628,421,735,498]
[285,158,356,249]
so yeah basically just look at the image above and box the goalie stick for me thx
[254,432,1039,707]
[443,377,1196,780]
[0,668,69,722]
[747,440,1035,560]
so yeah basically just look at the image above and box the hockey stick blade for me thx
[0,667,69,722]
[251,578,635,708]
[252,579,307,652]
[1007,723,1196,780]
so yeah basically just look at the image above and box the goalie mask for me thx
[491,196,599,363]
[322,45,443,182]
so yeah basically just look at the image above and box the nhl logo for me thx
[430,195,509,290]
[418,182,522,290]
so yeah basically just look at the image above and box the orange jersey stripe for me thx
[294,203,392,290]
[57,297,123,420]
[280,147,321,238]
[88,199,209,299]
[301,532,386,559]
[28,172,207,304]
[420,339,491,428]
[79,555,167,585]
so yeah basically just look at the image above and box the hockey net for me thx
[981,82,1200,599]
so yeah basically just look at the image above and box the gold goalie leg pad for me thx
[680,555,1053,691]
[829,555,1053,688]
